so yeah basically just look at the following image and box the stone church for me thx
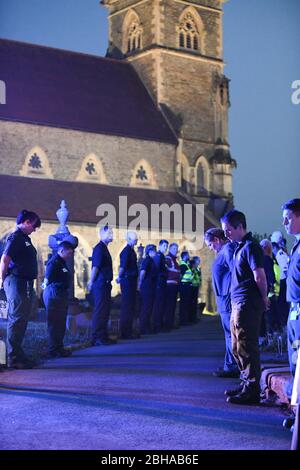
[0,0,235,305]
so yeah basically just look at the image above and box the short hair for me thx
[145,244,156,255]
[192,256,201,263]
[169,243,178,250]
[16,209,41,228]
[159,239,169,247]
[221,209,247,230]
[181,251,189,260]
[58,241,75,252]
[282,199,300,216]
[204,228,226,242]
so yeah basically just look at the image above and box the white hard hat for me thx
[270,231,283,244]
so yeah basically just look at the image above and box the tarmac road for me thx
[0,316,291,450]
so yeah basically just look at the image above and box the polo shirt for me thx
[286,239,300,303]
[231,232,264,304]
[120,244,138,278]
[45,254,70,290]
[91,241,113,283]
[4,228,38,280]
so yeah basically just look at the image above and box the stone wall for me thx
[0,121,176,190]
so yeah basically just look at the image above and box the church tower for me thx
[102,0,235,217]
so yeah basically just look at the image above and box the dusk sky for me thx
[0,0,299,240]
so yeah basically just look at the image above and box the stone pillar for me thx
[48,200,78,300]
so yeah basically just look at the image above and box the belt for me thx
[291,302,300,309]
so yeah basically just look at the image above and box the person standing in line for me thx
[42,241,75,358]
[87,225,116,346]
[138,244,157,335]
[152,240,169,333]
[282,199,300,398]
[221,210,269,404]
[179,251,193,326]
[165,243,180,331]
[117,231,139,339]
[271,236,290,326]
[205,228,239,378]
[189,256,202,324]
[0,209,41,369]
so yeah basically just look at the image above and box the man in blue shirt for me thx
[87,225,115,346]
[282,199,300,394]
[117,231,139,339]
[221,209,269,405]
[205,228,239,378]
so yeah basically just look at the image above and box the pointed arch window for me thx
[195,156,210,194]
[177,8,205,53]
[76,153,108,184]
[123,11,143,54]
[130,160,157,188]
[20,146,53,178]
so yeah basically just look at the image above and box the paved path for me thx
[0,317,291,450]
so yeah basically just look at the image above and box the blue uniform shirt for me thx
[45,254,70,290]
[140,255,157,289]
[231,232,264,304]
[212,242,235,297]
[120,244,138,278]
[286,239,300,303]
[153,252,167,287]
[4,228,38,280]
[92,241,113,283]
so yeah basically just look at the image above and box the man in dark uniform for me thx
[282,199,300,394]
[42,241,74,358]
[152,239,169,333]
[221,209,269,405]
[205,228,239,378]
[138,244,157,334]
[0,209,41,369]
[87,225,115,346]
[117,231,139,339]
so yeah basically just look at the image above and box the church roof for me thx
[0,39,177,145]
[0,175,210,233]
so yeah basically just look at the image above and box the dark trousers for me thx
[164,284,178,330]
[43,285,68,354]
[4,275,33,362]
[139,284,155,334]
[278,279,290,327]
[231,300,263,391]
[287,306,300,377]
[217,294,238,372]
[92,281,112,341]
[189,286,199,323]
[179,283,192,325]
[152,283,167,332]
[120,277,137,337]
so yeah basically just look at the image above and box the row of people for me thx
[0,211,202,367]
[87,228,202,345]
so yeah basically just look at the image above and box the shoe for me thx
[224,384,244,397]
[227,390,260,405]
[92,338,117,346]
[213,368,240,378]
[57,349,72,357]
[283,416,295,430]
[7,360,34,370]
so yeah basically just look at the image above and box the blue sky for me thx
[0,0,299,239]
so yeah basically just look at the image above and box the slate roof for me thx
[0,175,209,233]
[0,39,177,144]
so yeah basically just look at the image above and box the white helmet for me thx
[270,231,283,244]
